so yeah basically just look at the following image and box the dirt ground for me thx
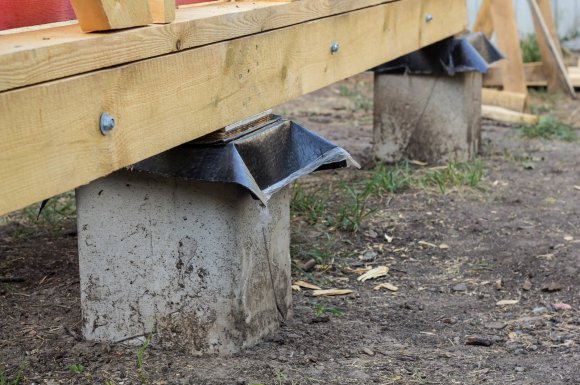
[1,72,580,385]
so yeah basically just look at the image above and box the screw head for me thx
[425,13,434,23]
[330,41,340,55]
[99,112,115,135]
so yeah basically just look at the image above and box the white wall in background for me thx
[467,0,580,38]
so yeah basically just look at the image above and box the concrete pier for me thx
[76,170,291,355]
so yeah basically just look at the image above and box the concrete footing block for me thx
[373,72,482,163]
[76,170,291,355]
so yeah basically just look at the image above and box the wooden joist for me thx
[70,0,154,32]
[482,105,538,125]
[482,88,526,112]
[0,0,468,216]
[0,0,398,93]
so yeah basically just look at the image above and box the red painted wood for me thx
[0,0,213,31]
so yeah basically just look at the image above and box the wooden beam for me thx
[489,0,527,94]
[0,0,399,93]
[482,88,526,112]
[482,105,538,125]
[149,0,176,24]
[536,0,562,55]
[0,0,468,215]
[69,0,153,32]
[0,0,207,31]
[527,0,576,98]
[472,0,493,39]
[484,62,547,87]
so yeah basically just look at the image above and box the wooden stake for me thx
[489,0,527,95]
[527,0,576,98]
[472,0,493,39]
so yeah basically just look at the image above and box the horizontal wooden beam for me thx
[0,0,397,93]
[0,0,467,215]
[0,0,209,31]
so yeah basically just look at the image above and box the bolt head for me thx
[99,112,115,135]
[330,41,340,55]
[425,13,434,23]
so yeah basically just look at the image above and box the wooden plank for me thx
[472,0,493,39]
[149,0,177,24]
[0,0,398,93]
[537,0,562,55]
[482,88,526,112]
[70,0,153,32]
[482,105,538,125]
[489,0,527,94]
[0,0,208,31]
[527,0,576,98]
[0,0,468,215]
[484,62,547,87]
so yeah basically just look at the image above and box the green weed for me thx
[521,115,578,141]
[331,184,375,232]
[68,364,84,374]
[312,303,343,317]
[520,34,541,63]
[1,192,76,239]
[0,361,26,385]
[365,162,412,195]
[136,334,152,385]
[413,160,484,194]
[291,184,326,225]
[338,85,372,111]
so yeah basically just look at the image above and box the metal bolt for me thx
[99,112,115,135]
[425,13,433,23]
[330,41,340,55]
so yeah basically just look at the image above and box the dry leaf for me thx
[496,299,519,306]
[374,283,399,292]
[349,267,371,275]
[564,235,574,242]
[439,243,449,250]
[357,266,389,282]
[495,279,502,290]
[418,240,437,248]
[293,280,322,290]
[312,289,353,297]
[385,234,393,243]
[574,186,580,191]
[410,160,428,166]
[291,285,301,292]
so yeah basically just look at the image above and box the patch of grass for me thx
[291,183,326,225]
[520,34,541,63]
[1,192,76,239]
[312,303,343,317]
[135,334,152,385]
[331,184,375,232]
[338,85,372,111]
[365,162,412,195]
[68,363,84,374]
[521,115,578,141]
[413,160,484,194]
[0,361,26,385]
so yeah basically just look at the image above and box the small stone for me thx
[532,306,548,315]
[303,259,317,272]
[542,282,562,292]
[452,283,467,292]
[361,347,375,356]
[465,336,493,347]
[522,279,532,291]
[515,367,525,373]
[360,251,377,262]
[485,321,507,330]
[366,229,378,238]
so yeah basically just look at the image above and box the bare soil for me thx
[1,73,580,385]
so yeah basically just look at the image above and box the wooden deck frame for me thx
[0,0,467,216]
